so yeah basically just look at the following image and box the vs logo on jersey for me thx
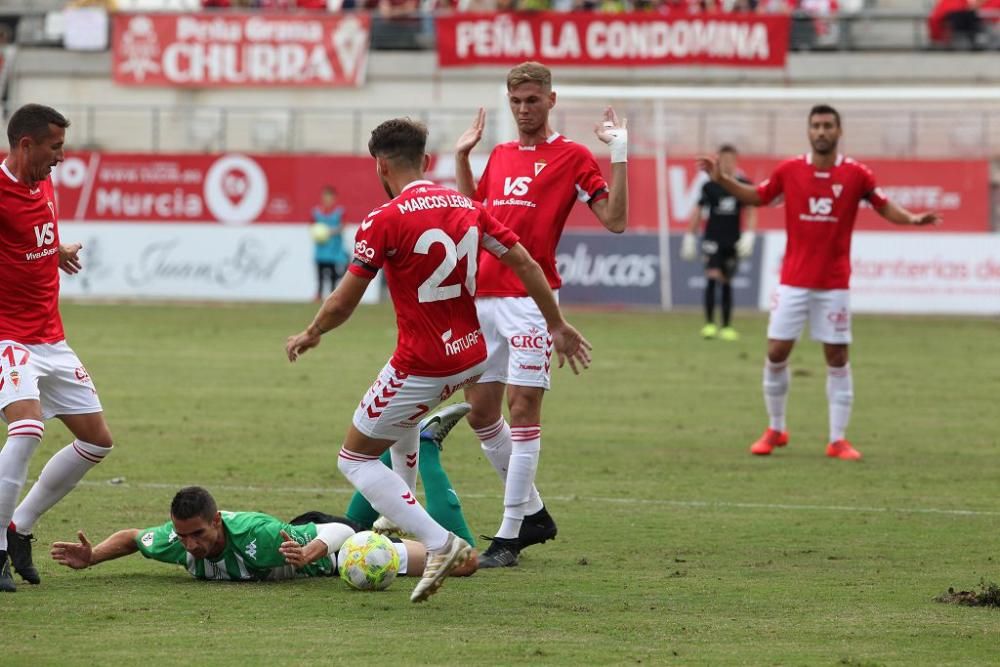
[808,197,833,216]
[503,176,532,197]
[33,222,55,248]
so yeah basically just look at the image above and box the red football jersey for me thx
[757,154,889,290]
[0,164,65,344]
[348,180,520,377]
[474,134,609,297]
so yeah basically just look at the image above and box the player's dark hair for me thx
[809,104,841,128]
[171,486,218,522]
[718,144,738,155]
[322,185,336,196]
[6,103,70,148]
[368,118,427,169]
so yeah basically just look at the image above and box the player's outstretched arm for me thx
[876,201,942,227]
[454,108,485,197]
[697,155,762,206]
[499,243,593,375]
[591,107,628,234]
[51,529,140,569]
[286,272,371,362]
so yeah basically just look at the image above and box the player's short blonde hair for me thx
[506,62,552,92]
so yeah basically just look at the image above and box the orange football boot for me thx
[750,428,789,456]
[826,439,862,461]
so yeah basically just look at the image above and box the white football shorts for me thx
[0,340,103,421]
[352,360,486,441]
[767,285,852,344]
[476,295,555,390]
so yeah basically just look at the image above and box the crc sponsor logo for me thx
[510,328,551,350]
[827,307,850,331]
[141,531,155,548]
[557,242,658,288]
[75,367,92,384]
[354,239,376,261]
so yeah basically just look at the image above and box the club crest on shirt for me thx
[534,160,547,176]
[832,184,843,198]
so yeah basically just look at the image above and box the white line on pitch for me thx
[75,480,1000,518]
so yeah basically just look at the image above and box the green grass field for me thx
[5,302,999,666]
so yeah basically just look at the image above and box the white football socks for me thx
[12,439,111,535]
[475,417,543,519]
[389,429,419,494]
[826,364,854,443]
[0,420,44,551]
[763,359,790,432]
[337,448,448,552]
[496,425,541,540]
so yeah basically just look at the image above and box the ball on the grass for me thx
[337,530,400,591]
[309,223,331,243]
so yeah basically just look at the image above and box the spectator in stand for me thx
[573,0,628,11]
[929,0,997,50]
[757,0,793,13]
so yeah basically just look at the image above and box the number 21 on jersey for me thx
[414,227,478,303]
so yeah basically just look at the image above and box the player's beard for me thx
[379,174,395,199]
[811,137,837,155]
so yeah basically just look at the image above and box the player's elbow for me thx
[606,217,627,234]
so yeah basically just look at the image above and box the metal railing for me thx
[45,102,1000,159]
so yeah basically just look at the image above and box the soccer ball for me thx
[309,223,331,243]
[337,531,400,591]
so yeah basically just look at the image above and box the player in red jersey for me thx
[698,105,941,461]
[0,104,115,592]
[285,118,591,602]
[453,61,629,568]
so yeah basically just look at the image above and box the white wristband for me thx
[603,122,628,164]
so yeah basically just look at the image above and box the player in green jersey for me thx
[50,486,476,581]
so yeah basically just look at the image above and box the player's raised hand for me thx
[911,211,942,226]
[696,155,722,182]
[279,529,308,568]
[550,322,593,375]
[456,107,486,155]
[594,107,627,144]
[51,531,93,569]
[58,242,83,275]
[285,328,322,362]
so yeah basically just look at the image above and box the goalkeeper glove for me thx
[680,233,698,261]
[736,231,756,258]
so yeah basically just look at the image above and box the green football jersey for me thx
[134,511,334,581]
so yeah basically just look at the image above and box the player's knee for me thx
[90,428,114,448]
[466,406,501,432]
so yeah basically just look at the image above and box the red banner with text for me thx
[51,153,990,233]
[436,12,790,68]
[112,13,370,87]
